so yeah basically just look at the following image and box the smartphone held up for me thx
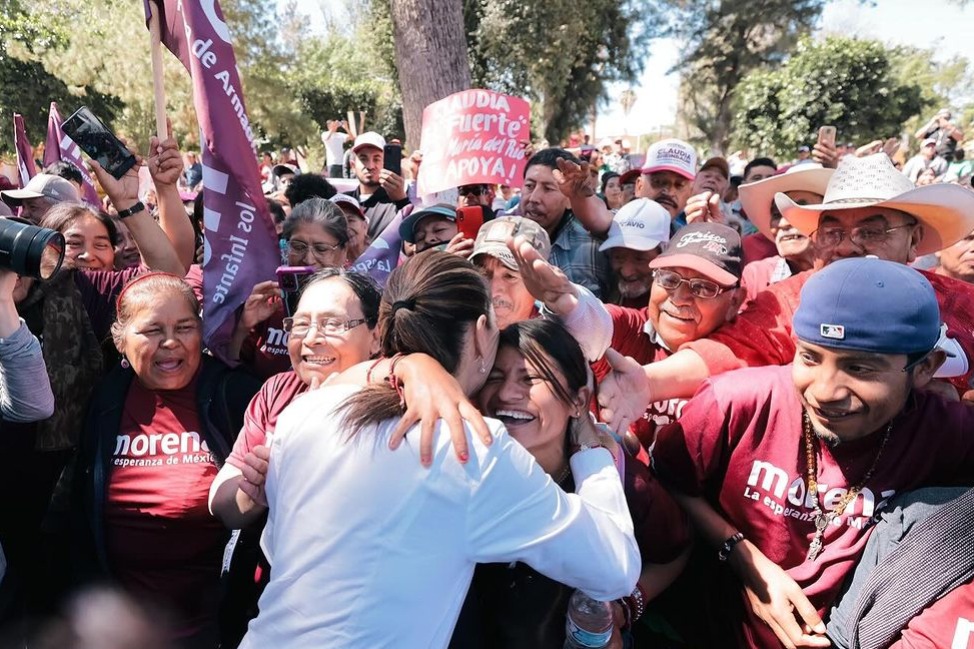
[61,106,138,180]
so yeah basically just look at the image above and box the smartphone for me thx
[817,125,837,149]
[456,205,486,241]
[276,265,316,316]
[61,106,138,180]
[383,143,402,177]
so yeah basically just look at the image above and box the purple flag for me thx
[13,114,37,188]
[144,0,278,361]
[350,208,405,287]
[44,102,102,207]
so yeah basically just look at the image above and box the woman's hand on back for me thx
[238,445,271,507]
[389,353,492,467]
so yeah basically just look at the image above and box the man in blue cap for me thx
[650,258,974,649]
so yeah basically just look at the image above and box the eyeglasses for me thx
[282,317,367,338]
[811,222,916,249]
[286,240,343,259]
[647,174,689,191]
[458,185,487,197]
[653,269,735,299]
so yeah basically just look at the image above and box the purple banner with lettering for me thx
[144,0,277,361]
[350,208,404,287]
[44,102,102,207]
[13,114,37,188]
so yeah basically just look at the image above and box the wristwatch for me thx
[116,201,146,219]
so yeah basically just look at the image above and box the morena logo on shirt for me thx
[262,327,290,354]
[744,459,896,524]
[952,618,974,648]
[113,431,214,468]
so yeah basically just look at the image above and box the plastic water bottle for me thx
[564,589,613,648]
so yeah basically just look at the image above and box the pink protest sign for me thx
[417,89,530,197]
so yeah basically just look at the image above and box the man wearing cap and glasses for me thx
[592,221,745,450]
[598,153,974,438]
[650,257,974,649]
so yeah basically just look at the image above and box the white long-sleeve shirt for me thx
[240,384,639,649]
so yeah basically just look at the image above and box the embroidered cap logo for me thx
[820,324,845,340]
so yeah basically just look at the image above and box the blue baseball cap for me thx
[794,258,940,355]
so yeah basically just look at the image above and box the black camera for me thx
[0,219,65,280]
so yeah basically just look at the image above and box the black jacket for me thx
[73,356,261,578]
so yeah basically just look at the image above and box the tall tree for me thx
[667,0,826,153]
[389,0,471,148]
[732,37,929,158]
[470,0,656,143]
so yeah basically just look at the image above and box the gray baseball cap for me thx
[1,174,80,207]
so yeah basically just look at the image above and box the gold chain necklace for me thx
[802,412,893,562]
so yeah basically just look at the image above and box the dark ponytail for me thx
[340,250,491,437]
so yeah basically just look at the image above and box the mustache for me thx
[492,297,514,310]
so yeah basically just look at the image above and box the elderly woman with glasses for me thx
[227,197,349,378]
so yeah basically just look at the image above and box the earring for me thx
[120,356,130,369]
[478,357,487,374]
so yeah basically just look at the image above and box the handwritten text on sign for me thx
[418,90,530,196]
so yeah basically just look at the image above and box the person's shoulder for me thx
[707,365,792,401]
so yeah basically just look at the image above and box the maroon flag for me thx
[144,0,278,361]
[44,102,102,207]
[13,114,37,188]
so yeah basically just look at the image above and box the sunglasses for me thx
[459,185,488,197]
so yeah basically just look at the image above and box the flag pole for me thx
[148,2,168,139]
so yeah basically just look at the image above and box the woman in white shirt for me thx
[239,251,639,649]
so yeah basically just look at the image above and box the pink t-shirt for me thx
[226,371,308,470]
[651,365,974,648]
[890,578,974,648]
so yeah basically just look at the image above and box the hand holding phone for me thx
[383,143,402,177]
[61,106,138,180]
[456,205,487,241]
[276,265,317,316]
[817,126,837,149]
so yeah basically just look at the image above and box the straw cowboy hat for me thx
[738,164,833,240]
[775,153,974,256]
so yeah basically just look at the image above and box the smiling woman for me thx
[73,273,261,648]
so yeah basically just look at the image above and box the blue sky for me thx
[282,0,973,140]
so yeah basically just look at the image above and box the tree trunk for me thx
[390,0,472,149]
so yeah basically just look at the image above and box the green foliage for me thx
[667,0,826,152]
[732,37,930,158]
[468,0,658,143]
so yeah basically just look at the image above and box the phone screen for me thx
[383,144,402,177]
[817,126,837,148]
[61,106,138,180]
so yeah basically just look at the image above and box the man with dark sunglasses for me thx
[457,183,495,210]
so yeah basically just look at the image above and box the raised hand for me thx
[811,141,838,169]
[553,157,596,200]
[147,120,182,187]
[444,232,475,258]
[239,280,281,330]
[508,235,578,316]
[685,191,723,225]
[597,348,650,436]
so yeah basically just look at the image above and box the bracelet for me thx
[116,201,146,219]
[624,582,647,624]
[718,532,745,562]
[365,357,385,385]
[387,353,405,405]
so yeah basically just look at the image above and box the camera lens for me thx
[0,219,65,280]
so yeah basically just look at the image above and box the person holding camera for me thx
[915,108,964,160]
[321,119,349,179]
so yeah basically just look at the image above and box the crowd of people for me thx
[0,104,973,649]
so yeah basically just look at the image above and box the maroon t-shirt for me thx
[74,265,145,341]
[593,305,673,450]
[651,365,974,648]
[889,577,974,648]
[104,374,226,639]
[226,371,308,470]
[240,306,293,379]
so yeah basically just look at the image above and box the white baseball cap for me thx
[1,173,80,207]
[641,138,697,180]
[352,132,386,153]
[330,193,368,223]
[599,198,671,252]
